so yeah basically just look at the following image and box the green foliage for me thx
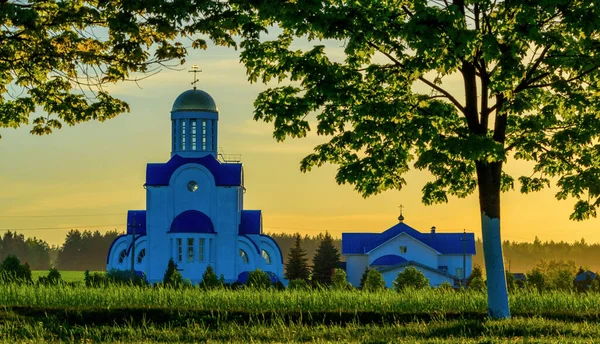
[0,0,243,138]
[246,269,272,290]
[469,277,487,292]
[311,232,340,286]
[506,271,517,293]
[0,255,32,284]
[526,268,546,293]
[287,279,310,291]
[199,266,222,289]
[536,260,577,291]
[359,266,370,290]
[331,268,350,290]
[438,281,454,292]
[591,278,600,293]
[363,269,386,292]
[467,264,484,287]
[285,233,311,281]
[163,259,184,288]
[393,267,429,291]
[38,267,62,286]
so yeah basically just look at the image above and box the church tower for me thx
[170,88,218,158]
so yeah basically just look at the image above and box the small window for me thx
[456,268,464,279]
[199,238,205,262]
[181,121,186,150]
[261,249,271,265]
[191,120,197,150]
[118,249,127,264]
[177,238,183,262]
[137,248,146,264]
[399,246,407,254]
[187,238,194,262]
[202,120,207,150]
[239,249,249,264]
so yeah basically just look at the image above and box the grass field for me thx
[31,270,103,283]
[1,285,600,343]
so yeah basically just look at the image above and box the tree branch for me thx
[526,64,600,89]
[418,76,466,115]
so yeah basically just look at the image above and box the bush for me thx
[526,268,545,293]
[359,266,370,290]
[38,267,62,286]
[163,258,184,288]
[468,277,486,292]
[331,268,351,290]
[393,267,429,291]
[591,278,600,293]
[505,271,516,293]
[247,269,272,289]
[288,279,310,291]
[0,255,32,284]
[106,269,147,286]
[84,270,107,287]
[199,265,222,289]
[363,269,386,292]
[438,281,454,292]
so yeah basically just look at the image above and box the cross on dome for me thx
[189,64,202,90]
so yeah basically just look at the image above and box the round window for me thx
[187,181,199,192]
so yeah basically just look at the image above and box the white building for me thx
[106,88,284,284]
[342,215,475,288]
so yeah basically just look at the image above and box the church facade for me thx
[106,88,284,284]
[342,217,475,288]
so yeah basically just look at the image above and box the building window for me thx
[261,249,271,265]
[176,238,183,262]
[399,246,407,254]
[172,121,176,151]
[202,120,207,150]
[199,238,205,262]
[118,249,127,264]
[137,248,146,264]
[181,121,186,150]
[456,268,464,279]
[438,265,448,273]
[239,249,249,264]
[187,238,195,262]
[191,120,197,150]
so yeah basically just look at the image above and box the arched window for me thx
[239,249,249,264]
[261,249,271,265]
[137,248,146,264]
[118,249,127,264]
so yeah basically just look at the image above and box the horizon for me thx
[1,45,599,248]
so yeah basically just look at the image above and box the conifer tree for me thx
[285,233,311,281]
[311,232,340,286]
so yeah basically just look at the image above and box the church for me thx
[106,86,284,285]
[342,212,476,288]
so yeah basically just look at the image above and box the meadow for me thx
[2,284,600,343]
[31,270,101,283]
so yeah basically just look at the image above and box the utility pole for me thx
[461,229,467,289]
[130,214,137,273]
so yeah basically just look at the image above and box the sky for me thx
[1,42,599,247]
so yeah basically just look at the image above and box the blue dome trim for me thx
[260,234,284,264]
[126,234,146,256]
[106,234,128,265]
[145,154,242,187]
[370,255,408,266]
[240,234,261,254]
[169,210,215,234]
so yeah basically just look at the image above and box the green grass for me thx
[2,285,600,343]
[31,270,102,283]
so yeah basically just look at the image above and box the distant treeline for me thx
[2,230,600,273]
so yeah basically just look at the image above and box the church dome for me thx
[171,89,218,113]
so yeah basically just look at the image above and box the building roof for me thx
[370,254,408,266]
[342,222,476,255]
[169,210,215,234]
[575,270,597,282]
[127,210,147,235]
[239,210,262,235]
[171,89,218,113]
[145,154,242,187]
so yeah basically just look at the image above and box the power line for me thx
[0,224,125,231]
[0,213,123,218]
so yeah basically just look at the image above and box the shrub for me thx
[199,265,222,289]
[468,277,486,292]
[163,258,184,288]
[106,269,147,286]
[331,268,350,290]
[247,269,272,289]
[84,270,107,287]
[38,267,62,286]
[0,255,32,284]
[363,269,386,292]
[393,267,429,291]
[591,278,600,293]
[505,271,516,293]
[288,279,310,291]
[526,268,545,293]
[359,266,370,290]
[467,264,483,287]
[438,281,454,292]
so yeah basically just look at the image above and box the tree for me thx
[331,268,350,290]
[199,265,222,289]
[393,267,430,291]
[467,264,484,287]
[311,231,340,286]
[526,268,546,293]
[247,268,272,289]
[285,233,311,281]
[0,0,243,138]
[163,258,183,288]
[359,266,371,290]
[236,0,600,318]
[468,277,486,292]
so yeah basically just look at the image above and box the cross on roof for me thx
[398,204,405,223]
[189,64,202,90]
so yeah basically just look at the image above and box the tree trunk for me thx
[476,161,510,319]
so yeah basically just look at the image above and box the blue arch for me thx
[169,210,215,234]
[370,255,408,266]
